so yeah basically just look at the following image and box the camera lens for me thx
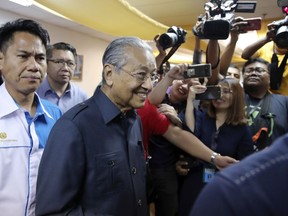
[275,26,288,48]
[158,32,178,49]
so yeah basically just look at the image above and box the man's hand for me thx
[165,63,188,81]
[214,155,238,170]
[158,104,182,127]
[175,155,190,176]
[187,80,207,101]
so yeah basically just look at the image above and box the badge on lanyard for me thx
[203,164,216,183]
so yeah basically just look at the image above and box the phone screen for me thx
[195,86,221,100]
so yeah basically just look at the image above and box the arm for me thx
[163,124,237,170]
[206,39,221,85]
[220,28,239,77]
[193,36,202,64]
[185,83,206,132]
[148,63,188,106]
[241,26,275,59]
[241,36,272,59]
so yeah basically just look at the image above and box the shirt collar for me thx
[93,86,137,124]
[0,84,53,121]
[42,77,72,97]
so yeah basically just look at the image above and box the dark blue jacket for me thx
[36,86,148,216]
[190,133,288,216]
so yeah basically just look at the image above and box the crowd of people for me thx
[0,10,288,216]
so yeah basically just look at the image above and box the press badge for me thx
[203,165,216,183]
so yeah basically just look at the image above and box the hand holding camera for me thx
[158,26,187,50]
[231,17,262,33]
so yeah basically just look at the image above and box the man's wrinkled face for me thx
[106,46,156,112]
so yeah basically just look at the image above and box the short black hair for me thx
[46,42,77,60]
[0,18,50,53]
[242,58,270,74]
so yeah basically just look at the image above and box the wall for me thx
[0,8,111,97]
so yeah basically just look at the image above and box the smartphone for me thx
[183,63,211,79]
[195,85,221,100]
[180,156,199,169]
[241,17,262,31]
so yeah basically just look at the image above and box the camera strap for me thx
[270,52,288,90]
[158,44,181,75]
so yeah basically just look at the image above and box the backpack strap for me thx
[246,93,275,151]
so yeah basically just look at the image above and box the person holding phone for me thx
[177,78,254,216]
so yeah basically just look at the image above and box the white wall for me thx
[0,9,111,96]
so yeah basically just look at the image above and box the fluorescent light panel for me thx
[9,0,33,7]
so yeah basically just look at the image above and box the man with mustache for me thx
[242,57,288,151]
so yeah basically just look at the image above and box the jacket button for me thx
[137,199,142,206]
[132,167,137,174]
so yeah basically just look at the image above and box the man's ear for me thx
[0,52,4,71]
[103,64,114,86]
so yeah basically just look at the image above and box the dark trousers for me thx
[150,166,179,216]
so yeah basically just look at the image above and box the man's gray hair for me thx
[101,37,153,84]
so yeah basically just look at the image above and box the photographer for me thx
[242,12,288,95]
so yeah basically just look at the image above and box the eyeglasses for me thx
[120,67,153,83]
[244,67,267,74]
[48,59,76,68]
[221,88,233,95]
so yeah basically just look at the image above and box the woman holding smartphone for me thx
[178,78,254,216]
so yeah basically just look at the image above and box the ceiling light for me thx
[9,0,33,7]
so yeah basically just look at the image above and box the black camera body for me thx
[270,14,288,49]
[158,26,187,49]
[193,0,237,40]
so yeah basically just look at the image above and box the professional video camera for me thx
[158,26,187,49]
[268,0,288,48]
[193,0,237,40]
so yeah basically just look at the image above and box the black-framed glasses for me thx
[121,67,154,83]
[244,67,267,74]
[48,59,76,68]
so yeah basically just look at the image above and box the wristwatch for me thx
[210,152,220,165]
